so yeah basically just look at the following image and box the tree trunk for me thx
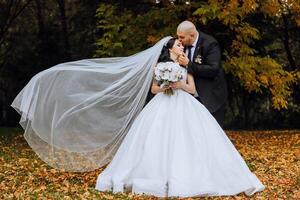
[0,0,33,44]
[35,0,45,41]
[56,0,70,59]
[281,13,296,70]
[34,0,49,68]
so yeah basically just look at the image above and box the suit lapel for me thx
[192,31,203,61]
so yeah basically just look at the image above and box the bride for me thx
[11,35,265,197]
[94,38,265,197]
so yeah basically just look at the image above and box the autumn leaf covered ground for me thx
[0,128,299,199]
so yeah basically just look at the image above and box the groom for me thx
[177,21,228,127]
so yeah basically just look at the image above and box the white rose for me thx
[162,71,170,80]
[156,63,165,71]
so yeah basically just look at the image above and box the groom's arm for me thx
[186,41,221,79]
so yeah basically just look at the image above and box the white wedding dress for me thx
[10,33,264,197]
[95,66,265,197]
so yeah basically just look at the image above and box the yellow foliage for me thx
[224,54,296,109]
[241,0,258,16]
[261,0,281,17]
[235,23,260,41]
[231,40,256,55]
[194,0,299,110]
[147,35,158,44]
[259,75,269,86]
[290,1,300,25]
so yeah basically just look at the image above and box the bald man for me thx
[177,20,228,127]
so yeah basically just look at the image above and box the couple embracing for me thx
[12,20,265,198]
[146,20,228,127]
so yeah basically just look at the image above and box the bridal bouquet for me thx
[154,62,186,95]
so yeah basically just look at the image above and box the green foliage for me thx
[94,3,191,57]
[94,4,129,57]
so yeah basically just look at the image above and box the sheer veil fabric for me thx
[11,36,172,172]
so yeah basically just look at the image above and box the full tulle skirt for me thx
[95,90,265,197]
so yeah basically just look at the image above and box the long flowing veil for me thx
[11,36,172,172]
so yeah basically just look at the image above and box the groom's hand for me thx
[178,54,189,68]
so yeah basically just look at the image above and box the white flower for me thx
[162,71,170,80]
[154,62,186,84]
[156,62,166,71]
[154,68,161,76]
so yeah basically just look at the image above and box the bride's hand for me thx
[170,81,185,89]
[161,85,171,91]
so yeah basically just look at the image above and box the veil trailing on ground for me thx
[11,36,171,172]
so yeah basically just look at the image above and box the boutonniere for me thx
[194,54,202,64]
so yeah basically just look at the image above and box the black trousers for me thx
[211,104,225,128]
[196,97,225,128]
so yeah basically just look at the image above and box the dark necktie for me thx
[187,45,193,61]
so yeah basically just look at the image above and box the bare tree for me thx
[56,0,70,59]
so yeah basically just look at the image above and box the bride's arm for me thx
[182,74,196,94]
[170,73,196,95]
[151,80,169,94]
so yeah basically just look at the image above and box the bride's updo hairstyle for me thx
[157,37,177,62]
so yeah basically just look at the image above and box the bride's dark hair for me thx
[157,37,177,62]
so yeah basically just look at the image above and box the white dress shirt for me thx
[185,31,199,61]
[185,31,199,98]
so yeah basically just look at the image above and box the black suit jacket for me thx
[187,31,228,113]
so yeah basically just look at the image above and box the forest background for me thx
[1,0,299,129]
